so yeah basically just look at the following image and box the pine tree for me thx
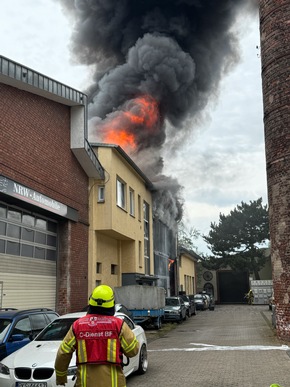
[202,198,269,279]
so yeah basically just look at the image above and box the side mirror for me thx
[10,334,25,342]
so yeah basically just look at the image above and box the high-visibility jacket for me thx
[72,315,123,366]
[55,314,139,387]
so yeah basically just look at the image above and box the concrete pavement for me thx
[128,304,290,387]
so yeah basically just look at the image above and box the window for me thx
[7,241,20,255]
[96,262,102,273]
[144,201,149,239]
[22,228,34,242]
[0,204,6,218]
[0,239,5,253]
[129,188,135,216]
[139,241,142,268]
[137,195,141,221]
[12,318,32,338]
[35,218,47,230]
[143,201,150,275]
[122,315,134,330]
[7,224,20,239]
[0,221,6,235]
[22,214,34,227]
[30,314,47,330]
[21,244,33,257]
[35,246,45,259]
[8,209,21,222]
[111,264,118,275]
[98,186,105,202]
[35,231,46,244]
[0,203,58,261]
[116,178,126,209]
[95,280,101,287]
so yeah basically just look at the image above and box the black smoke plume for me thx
[58,0,258,229]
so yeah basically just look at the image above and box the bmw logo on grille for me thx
[32,363,37,368]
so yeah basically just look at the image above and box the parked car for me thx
[115,303,134,320]
[0,311,148,387]
[190,294,208,311]
[180,294,196,316]
[82,303,134,320]
[164,296,187,323]
[0,308,59,360]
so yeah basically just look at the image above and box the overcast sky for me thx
[0,0,267,254]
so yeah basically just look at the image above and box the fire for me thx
[168,258,175,271]
[97,95,159,152]
[104,130,137,150]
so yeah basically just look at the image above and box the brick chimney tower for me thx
[259,0,290,341]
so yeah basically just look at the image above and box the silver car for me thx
[164,296,187,323]
[180,295,196,317]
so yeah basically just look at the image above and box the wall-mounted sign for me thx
[0,175,78,221]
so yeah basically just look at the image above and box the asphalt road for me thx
[127,304,290,387]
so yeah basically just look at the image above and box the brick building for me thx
[259,1,290,340]
[0,56,103,314]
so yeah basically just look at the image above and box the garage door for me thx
[0,256,56,309]
[218,271,249,304]
[0,202,57,309]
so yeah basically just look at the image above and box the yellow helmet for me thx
[89,285,115,308]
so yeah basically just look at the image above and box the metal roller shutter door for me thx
[0,255,56,309]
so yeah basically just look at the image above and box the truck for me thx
[114,285,165,329]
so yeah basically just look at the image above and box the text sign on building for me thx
[0,175,68,217]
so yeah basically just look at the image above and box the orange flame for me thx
[98,95,159,152]
[168,258,175,271]
[104,130,137,150]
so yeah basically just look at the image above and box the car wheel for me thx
[137,344,148,375]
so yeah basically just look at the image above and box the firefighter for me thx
[54,285,139,387]
[245,289,254,305]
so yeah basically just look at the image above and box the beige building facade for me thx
[178,248,198,295]
[88,144,155,292]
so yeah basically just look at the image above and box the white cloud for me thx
[0,0,91,90]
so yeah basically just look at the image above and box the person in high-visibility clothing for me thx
[245,289,254,305]
[54,285,139,387]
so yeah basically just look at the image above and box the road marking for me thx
[148,343,290,352]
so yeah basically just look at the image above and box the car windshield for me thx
[166,298,179,306]
[0,319,12,342]
[181,296,189,302]
[194,295,203,300]
[35,318,78,341]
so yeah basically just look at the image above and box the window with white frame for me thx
[129,188,135,216]
[137,194,141,221]
[138,240,142,268]
[143,201,150,275]
[116,178,126,209]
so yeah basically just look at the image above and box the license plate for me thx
[16,383,47,387]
